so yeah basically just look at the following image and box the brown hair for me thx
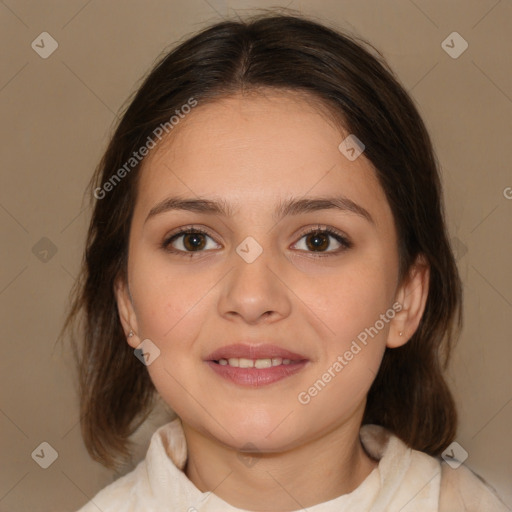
[61,13,462,469]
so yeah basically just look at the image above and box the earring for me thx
[399,331,403,336]
[128,330,134,338]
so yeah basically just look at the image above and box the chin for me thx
[214,412,305,452]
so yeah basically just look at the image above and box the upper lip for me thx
[205,343,308,361]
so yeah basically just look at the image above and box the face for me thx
[116,91,419,453]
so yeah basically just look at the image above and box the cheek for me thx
[296,272,391,418]
[299,258,395,340]
[128,257,211,409]
[292,255,394,395]
[129,252,213,340]
[297,349,383,426]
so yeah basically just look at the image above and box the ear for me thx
[387,254,430,348]
[114,275,140,349]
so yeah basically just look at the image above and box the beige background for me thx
[1,1,511,510]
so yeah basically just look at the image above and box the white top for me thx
[76,418,508,511]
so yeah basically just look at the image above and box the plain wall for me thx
[0,1,511,510]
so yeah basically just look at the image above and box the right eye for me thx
[162,227,221,255]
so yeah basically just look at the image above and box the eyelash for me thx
[161,224,352,259]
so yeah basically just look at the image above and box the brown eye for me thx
[163,228,220,254]
[305,231,330,251]
[182,232,207,251]
[292,227,352,256]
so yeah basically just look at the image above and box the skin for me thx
[115,90,429,511]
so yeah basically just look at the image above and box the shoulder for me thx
[361,425,509,511]
[438,462,510,512]
[74,460,154,512]
[74,416,182,511]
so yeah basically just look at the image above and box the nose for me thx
[217,244,292,325]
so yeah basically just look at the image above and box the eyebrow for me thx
[145,195,374,225]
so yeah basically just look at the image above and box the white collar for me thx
[142,417,442,511]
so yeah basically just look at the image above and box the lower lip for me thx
[205,360,308,387]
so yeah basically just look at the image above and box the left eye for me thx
[292,229,350,253]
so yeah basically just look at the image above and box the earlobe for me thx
[114,276,139,348]
[387,255,430,349]
[387,326,408,349]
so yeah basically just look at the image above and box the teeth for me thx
[239,358,254,368]
[217,357,295,368]
[255,359,271,369]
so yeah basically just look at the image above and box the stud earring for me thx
[399,331,403,336]
[128,330,134,338]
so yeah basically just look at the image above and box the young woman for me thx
[64,13,508,512]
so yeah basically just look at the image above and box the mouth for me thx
[212,356,303,368]
[205,343,309,387]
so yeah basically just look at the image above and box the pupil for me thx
[307,232,328,251]
[184,233,205,251]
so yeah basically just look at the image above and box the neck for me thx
[182,412,377,511]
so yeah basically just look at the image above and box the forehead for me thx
[134,91,393,231]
